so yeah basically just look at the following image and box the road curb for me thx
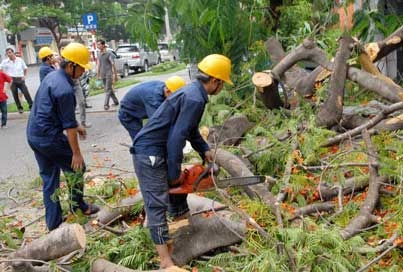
[8,109,118,121]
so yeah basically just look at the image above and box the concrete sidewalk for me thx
[8,68,190,121]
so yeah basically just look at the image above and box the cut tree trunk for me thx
[340,130,384,240]
[367,25,403,62]
[171,210,246,266]
[91,258,161,272]
[265,37,319,97]
[11,224,85,271]
[316,35,355,128]
[207,115,253,146]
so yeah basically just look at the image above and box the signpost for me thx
[82,13,98,60]
[82,13,98,31]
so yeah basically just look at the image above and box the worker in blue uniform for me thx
[118,75,186,141]
[131,54,233,270]
[27,42,99,231]
[38,46,56,82]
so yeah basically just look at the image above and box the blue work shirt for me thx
[120,80,166,125]
[27,69,77,142]
[132,80,210,181]
[39,63,55,82]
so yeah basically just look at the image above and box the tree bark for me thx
[11,224,85,271]
[317,35,355,128]
[171,211,246,266]
[207,115,253,146]
[13,223,85,261]
[340,130,384,240]
[91,258,162,272]
[367,25,403,62]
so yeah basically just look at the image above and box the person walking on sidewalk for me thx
[27,42,99,231]
[118,76,186,141]
[96,39,119,110]
[131,54,233,270]
[0,70,12,128]
[0,46,33,114]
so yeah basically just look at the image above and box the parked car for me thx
[89,47,130,78]
[158,42,180,62]
[115,43,160,72]
[108,49,130,78]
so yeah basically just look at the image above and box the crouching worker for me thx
[118,75,186,141]
[27,43,99,231]
[131,54,233,270]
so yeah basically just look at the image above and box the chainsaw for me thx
[169,163,266,194]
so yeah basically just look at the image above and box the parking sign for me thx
[82,13,98,30]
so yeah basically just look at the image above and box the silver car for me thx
[158,42,180,62]
[115,43,160,72]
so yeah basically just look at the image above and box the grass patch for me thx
[89,77,140,96]
[7,101,30,113]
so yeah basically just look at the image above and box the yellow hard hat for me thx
[165,76,186,92]
[197,54,233,85]
[61,42,92,70]
[38,46,54,59]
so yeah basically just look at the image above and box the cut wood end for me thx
[386,36,401,46]
[252,72,272,88]
[72,223,87,249]
[199,126,209,142]
[364,43,380,61]
[385,113,403,125]
[168,219,189,234]
[315,69,331,82]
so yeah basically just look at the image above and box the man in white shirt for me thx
[0,47,33,113]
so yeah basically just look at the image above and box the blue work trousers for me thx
[118,109,142,141]
[28,136,88,231]
[133,154,189,244]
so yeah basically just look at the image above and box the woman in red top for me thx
[0,70,12,128]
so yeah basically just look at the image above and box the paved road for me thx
[0,67,190,200]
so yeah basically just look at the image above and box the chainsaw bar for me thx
[216,176,266,188]
[215,175,266,189]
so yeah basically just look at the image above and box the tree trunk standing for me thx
[316,35,355,128]
[39,17,62,51]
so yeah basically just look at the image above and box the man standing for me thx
[96,39,119,110]
[118,75,186,141]
[27,42,99,231]
[0,46,33,113]
[131,54,232,270]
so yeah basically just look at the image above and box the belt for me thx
[12,77,23,79]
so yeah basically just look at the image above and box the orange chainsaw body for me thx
[169,164,216,194]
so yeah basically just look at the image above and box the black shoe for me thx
[85,104,92,109]
[18,109,23,114]
[112,102,119,106]
[104,105,110,110]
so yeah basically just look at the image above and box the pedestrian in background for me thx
[27,42,99,231]
[118,76,186,141]
[0,46,33,114]
[131,54,233,270]
[0,70,12,128]
[96,39,119,110]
